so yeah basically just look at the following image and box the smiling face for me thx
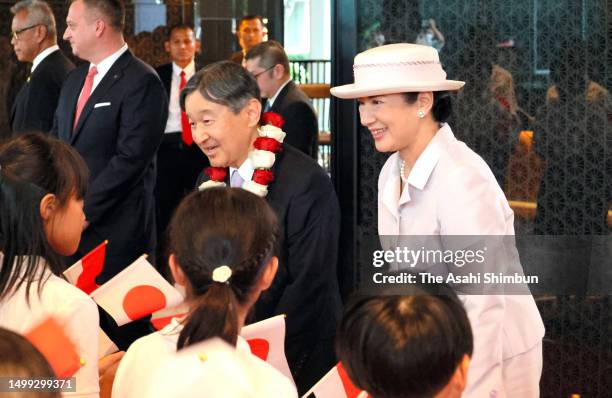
[184,90,260,168]
[358,93,423,153]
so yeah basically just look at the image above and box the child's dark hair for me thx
[168,187,279,349]
[0,133,89,300]
[0,327,59,397]
[336,286,473,398]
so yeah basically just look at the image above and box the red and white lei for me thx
[198,112,286,197]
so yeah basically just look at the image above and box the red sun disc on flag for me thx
[247,338,270,361]
[123,285,167,321]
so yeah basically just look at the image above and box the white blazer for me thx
[378,124,545,397]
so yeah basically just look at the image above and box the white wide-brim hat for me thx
[331,43,465,99]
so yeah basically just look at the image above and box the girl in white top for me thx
[331,43,545,398]
[0,134,99,397]
[112,188,297,398]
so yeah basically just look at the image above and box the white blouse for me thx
[0,256,100,397]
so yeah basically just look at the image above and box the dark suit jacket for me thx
[196,145,342,340]
[269,81,318,158]
[11,49,74,134]
[52,50,168,280]
[155,62,174,96]
[155,61,203,97]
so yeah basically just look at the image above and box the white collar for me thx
[229,157,255,183]
[267,78,291,107]
[172,60,195,77]
[31,45,59,73]
[403,123,448,191]
[91,43,128,76]
[382,124,449,210]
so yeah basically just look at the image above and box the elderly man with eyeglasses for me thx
[10,0,74,135]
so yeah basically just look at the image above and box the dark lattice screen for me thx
[352,0,612,396]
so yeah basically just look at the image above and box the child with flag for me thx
[112,187,296,397]
[0,133,100,396]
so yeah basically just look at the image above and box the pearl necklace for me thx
[399,158,408,182]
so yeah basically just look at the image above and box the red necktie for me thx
[74,66,98,131]
[179,70,193,146]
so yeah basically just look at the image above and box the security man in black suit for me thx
[183,61,342,395]
[52,0,167,349]
[229,14,265,65]
[10,0,74,135]
[245,40,318,158]
[154,24,209,273]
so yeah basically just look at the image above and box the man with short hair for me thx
[182,61,342,395]
[230,14,265,65]
[245,40,318,158]
[10,0,74,134]
[52,0,168,348]
[154,24,208,270]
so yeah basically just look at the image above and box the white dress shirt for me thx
[378,123,545,398]
[113,317,295,398]
[88,43,129,93]
[266,78,291,108]
[0,256,100,397]
[31,45,59,73]
[229,157,255,187]
[164,61,196,134]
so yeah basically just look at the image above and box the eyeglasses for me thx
[10,24,40,40]
[251,66,275,79]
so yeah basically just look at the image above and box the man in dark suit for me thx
[245,41,318,158]
[10,0,74,134]
[154,24,208,273]
[183,61,342,395]
[52,0,167,348]
[229,14,265,65]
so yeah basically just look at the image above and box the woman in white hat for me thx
[331,43,545,398]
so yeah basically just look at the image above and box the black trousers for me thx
[154,133,209,274]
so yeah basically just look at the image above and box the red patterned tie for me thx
[73,66,98,131]
[179,70,193,146]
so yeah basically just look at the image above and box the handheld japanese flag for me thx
[63,240,107,295]
[302,362,368,398]
[151,296,189,330]
[90,255,184,326]
[25,317,83,378]
[241,314,294,385]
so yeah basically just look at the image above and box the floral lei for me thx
[198,112,286,197]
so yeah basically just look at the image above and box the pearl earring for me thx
[417,110,425,119]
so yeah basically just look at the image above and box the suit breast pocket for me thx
[93,102,112,109]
